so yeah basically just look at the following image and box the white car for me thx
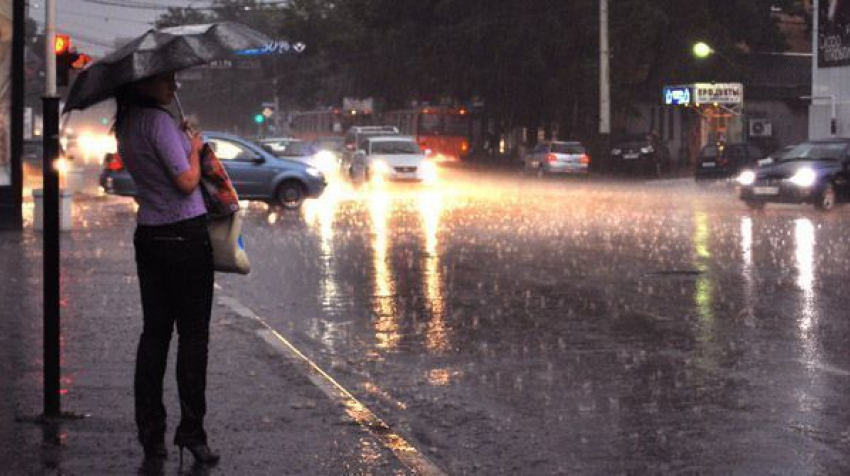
[351,136,437,183]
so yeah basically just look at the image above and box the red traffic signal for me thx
[54,34,70,55]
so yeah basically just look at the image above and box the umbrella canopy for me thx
[63,22,271,113]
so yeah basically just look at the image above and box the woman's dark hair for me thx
[111,80,169,135]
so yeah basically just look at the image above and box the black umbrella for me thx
[63,22,271,113]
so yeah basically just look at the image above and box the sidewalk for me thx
[0,194,410,475]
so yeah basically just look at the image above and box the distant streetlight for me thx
[693,42,713,59]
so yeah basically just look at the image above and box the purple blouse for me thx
[116,108,206,225]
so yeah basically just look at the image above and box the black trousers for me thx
[133,215,214,447]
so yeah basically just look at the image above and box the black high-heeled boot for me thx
[178,443,220,466]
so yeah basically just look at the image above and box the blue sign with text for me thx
[663,87,691,106]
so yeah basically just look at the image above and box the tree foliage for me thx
[157,0,803,138]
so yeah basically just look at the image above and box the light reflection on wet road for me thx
[220,168,850,474]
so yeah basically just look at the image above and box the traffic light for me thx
[254,114,265,124]
[54,34,83,87]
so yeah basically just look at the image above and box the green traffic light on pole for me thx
[254,114,265,124]
[693,42,713,59]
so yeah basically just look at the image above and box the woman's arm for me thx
[173,129,204,195]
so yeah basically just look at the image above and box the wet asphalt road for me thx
[216,167,850,475]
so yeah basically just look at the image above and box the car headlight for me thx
[421,161,438,181]
[788,167,816,188]
[306,167,323,178]
[640,146,654,154]
[611,148,621,155]
[312,151,337,173]
[736,170,756,186]
[371,160,389,175]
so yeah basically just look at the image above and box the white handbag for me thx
[207,212,250,275]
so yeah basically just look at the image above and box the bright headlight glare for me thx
[737,170,756,186]
[611,148,621,155]
[315,150,335,162]
[640,146,654,154]
[789,168,816,187]
[372,160,389,174]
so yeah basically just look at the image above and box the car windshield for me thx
[781,142,846,162]
[370,140,421,155]
[278,141,312,156]
[552,143,585,154]
[445,115,470,136]
[700,145,721,159]
[312,138,343,151]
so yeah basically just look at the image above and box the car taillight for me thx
[579,154,590,164]
[460,141,469,153]
[105,152,124,171]
[718,158,729,166]
[546,153,557,163]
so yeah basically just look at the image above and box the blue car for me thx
[100,131,326,209]
[736,139,850,211]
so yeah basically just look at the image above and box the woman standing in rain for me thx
[112,71,219,466]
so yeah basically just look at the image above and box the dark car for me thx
[100,131,326,209]
[610,136,657,176]
[737,139,850,211]
[695,142,766,181]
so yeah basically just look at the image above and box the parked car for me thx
[610,135,655,176]
[695,142,766,181]
[522,141,590,176]
[736,138,850,211]
[349,136,436,183]
[100,131,326,209]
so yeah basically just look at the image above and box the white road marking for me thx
[217,295,446,476]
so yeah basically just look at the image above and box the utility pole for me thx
[598,0,611,170]
[599,0,610,135]
[42,0,62,419]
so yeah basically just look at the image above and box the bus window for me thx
[419,113,442,135]
[445,114,469,136]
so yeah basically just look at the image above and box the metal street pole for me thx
[42,0,62,418]
[599,0,611,172]
[599,0,610,135]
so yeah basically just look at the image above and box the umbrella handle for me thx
[174,92,185,123]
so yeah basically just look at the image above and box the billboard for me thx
[0,0,10,186]
[818,0,850,67]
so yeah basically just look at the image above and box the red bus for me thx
[383,107,472,162]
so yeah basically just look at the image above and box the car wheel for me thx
[275,180,306,210]
[744,200,765,210]
[814,183,836,211]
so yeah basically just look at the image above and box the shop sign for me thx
[693,83,743,105]
[818,0,850,67]
[663,86,691,106]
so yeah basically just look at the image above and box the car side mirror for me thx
[251,155,265,164]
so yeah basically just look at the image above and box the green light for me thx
[254,114,265,124]
[100,117,109,125]
[693,42,713,59]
